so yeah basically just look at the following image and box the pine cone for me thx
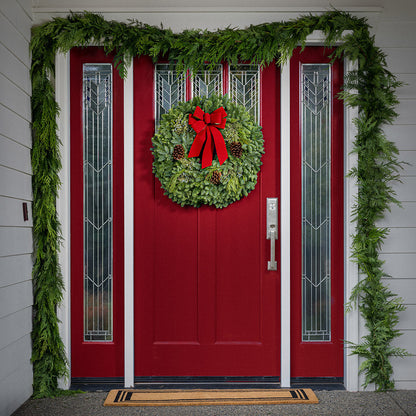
[172,144,185,161]
[210,170,221,185]
[230,141,243,158]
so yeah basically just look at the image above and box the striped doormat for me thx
[104,388,319,407]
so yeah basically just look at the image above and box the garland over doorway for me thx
[30,10,406,397]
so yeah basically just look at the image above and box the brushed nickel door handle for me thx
[267,198,278,271]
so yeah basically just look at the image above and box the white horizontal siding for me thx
[0,0,31,42]
[0,227,33,257]
[396,74,416,99]
[397,306,416,331]
[0,307,32,352]
[32,0,383,8]
[0,198,32,227]
[392,356,416,381]
[0,12,30,67]
[375,21,416,47]
[378,2,416,388]
[0,334,32,416]
[0,166,32,201]
[0,43,31,95]
[384,125,416,151]
[380,203,416,228]
[384,48,416,74]
[0,1,33,414]
[0,363,32,416]
[0,255,32,289]
[0,334,31,382]
[0,73,30,122]
[381,253,416,278]
[393,176,416,202]
[382,278,416,305]
[392,331,416,355]
[395,99,416,125]
[16,0,32,18]
[0,105,31,148]
[382,228,416,254]
[399,151,416,176]
[0,135,31,175]
[0,280,32,319]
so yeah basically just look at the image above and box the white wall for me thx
[31,0,416,391]
[0,0,33,414]
[375,0,416,390]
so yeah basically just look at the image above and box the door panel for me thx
[134,57,280,376]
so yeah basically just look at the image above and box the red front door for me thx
[133,57,281,376]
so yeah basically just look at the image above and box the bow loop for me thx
[188,106,228,169]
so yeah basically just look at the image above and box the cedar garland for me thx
[30,10,406,396]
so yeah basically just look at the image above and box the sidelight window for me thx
[83,63,114,341]
[301,64,332,342]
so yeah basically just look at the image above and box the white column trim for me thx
[124,61,135,388]
[280,62,291,388]
[344,58,360,392]
[56,52,71,390]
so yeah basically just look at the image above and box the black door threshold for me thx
[134,376,280,390]
[71,376,344,391]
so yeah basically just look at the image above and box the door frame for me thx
[55,33,359,390]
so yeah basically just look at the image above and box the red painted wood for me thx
[290,47,344,377]
[70,47,124,377]
[134,59,280,376]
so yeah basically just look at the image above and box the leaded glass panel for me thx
[229,64,260,123]
[192,65,223,98]
[155,64,186,125]
[83,63,113,341]
[301,64,331,342]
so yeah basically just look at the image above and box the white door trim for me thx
[343,58,360,391]
[56,51,71,390]
[280,62,291,388]
[124,62,135,388]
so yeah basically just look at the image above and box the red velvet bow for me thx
[188,106,228,169]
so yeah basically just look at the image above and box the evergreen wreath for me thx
[30,10,407,396]
[152,95,264,208]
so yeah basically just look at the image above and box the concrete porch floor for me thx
[12,389,416,416]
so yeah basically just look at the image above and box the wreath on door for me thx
[151,95,264,208]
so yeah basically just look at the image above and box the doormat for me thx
[103,388,319,407]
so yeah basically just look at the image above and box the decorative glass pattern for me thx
[229,64,260,123]
[301,64,331,342]
[155,64,186,124]
[192,65,223,98]
[83,64,113,341]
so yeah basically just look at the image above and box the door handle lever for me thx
[268,228,277,270]
[267,198,278,271]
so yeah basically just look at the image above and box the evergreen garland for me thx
[30,10,406,396]
[31,52,67,397]
[152,95,264,208]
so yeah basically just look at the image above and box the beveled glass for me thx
[83,63,113,341]
[229,64,260,123]
[301,64,331,342]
